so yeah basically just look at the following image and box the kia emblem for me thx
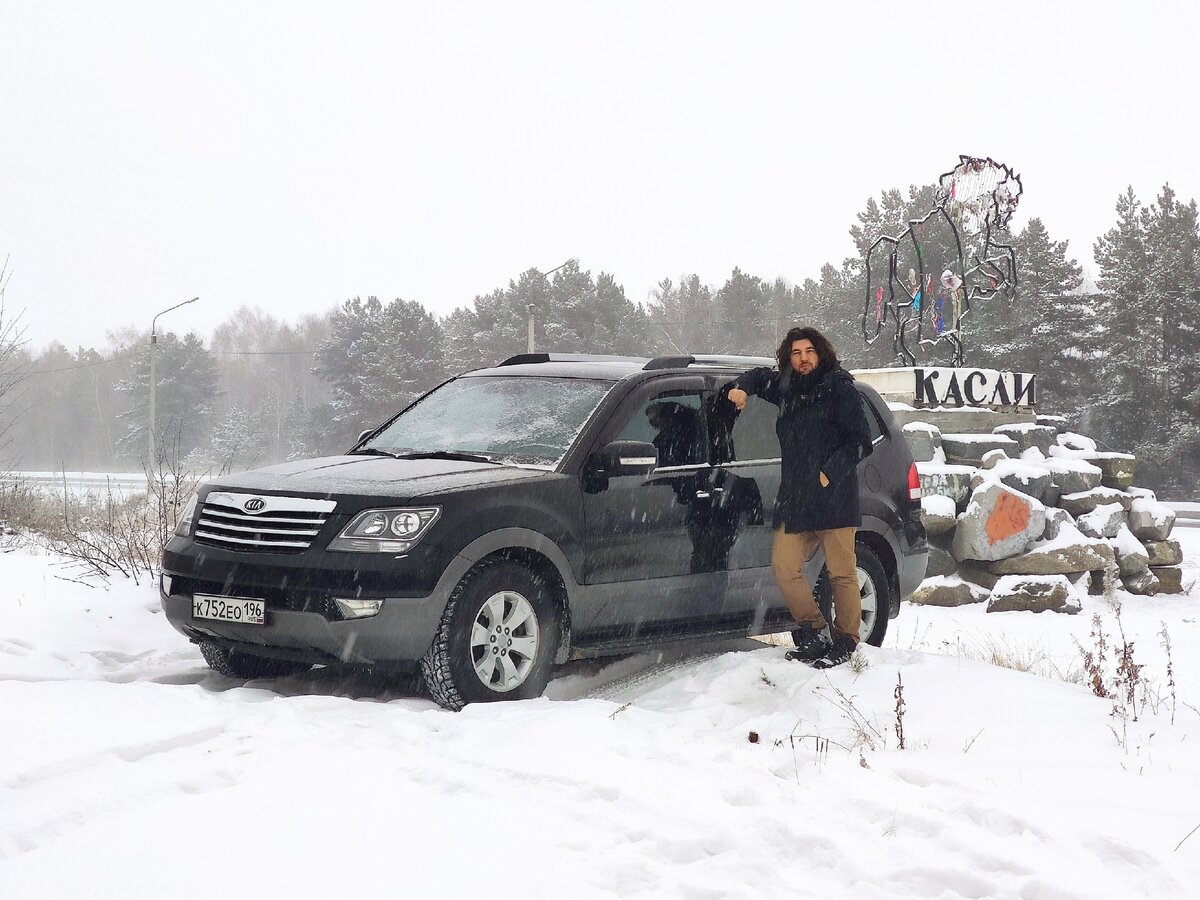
[244,497,266,513]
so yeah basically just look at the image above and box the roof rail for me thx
[643,354,775,371]
[497,353,550,366]
[643,355,694,370]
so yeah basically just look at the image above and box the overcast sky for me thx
[2,1,1197,352]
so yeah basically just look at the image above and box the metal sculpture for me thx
[862,156,1023,366]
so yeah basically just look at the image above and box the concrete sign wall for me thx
[853,367,1037,410]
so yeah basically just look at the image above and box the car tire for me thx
[198,640,312,679]
[795,543,892,648]
[421,557,561,711]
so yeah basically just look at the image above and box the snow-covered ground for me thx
[3,533,1200,899]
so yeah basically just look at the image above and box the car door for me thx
[579,375,727,632]
[707,386,789,624]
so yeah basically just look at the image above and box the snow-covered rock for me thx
[909,576,989,607]
[1042,507,1074,542]
[942,433,1019,464]
[1035,413,1068,433]
[981,448,1009,469]
[986,575,1081,614]
[992,423,1057,455]
[1109,524,1150,577]
[1123,568,1161,596]
[1094,453,1136,491]
[1143,539,1182,567]
[988,520,1114,576]
[952,482,1045,562]
[1076,502,1128,540]
[925,544,958,577]
[1059,486,1133,517]
[1043,457,1103,495]
[917,463,974,508]
[920,494,957,536]
[902,422,941,462]
[1057,432,1098,453]
[1129,497,1176,541]
[1150,566,1184,594]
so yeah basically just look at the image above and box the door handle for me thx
[694,487,723,500]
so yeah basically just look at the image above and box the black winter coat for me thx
[730,363,874,532]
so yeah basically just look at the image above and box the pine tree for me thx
[313,297,445,446]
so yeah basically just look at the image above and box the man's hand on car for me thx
[728,388,748,411]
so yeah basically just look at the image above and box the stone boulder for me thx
[1058,486,1133,517]
[1144,539,1182,567]
[1151,566,1184,594]
[1076,502,1129,540]
[1044,458,1103,495]
[1042,507,1074,541]
[909,577,989,607]
[1109,524,1150,577]
[952,482,1045,562]
[918,464,975,509]
[1122,569,1161,596]
[920,494,958,536]
[988,521,1114,576]
[925,544,958,577]
[959,563,1000,590]
[1036,414,1068,433]
[902,422,942,463]
[1128,497,1176,541]
[993,423,1057,455]
[987,575,1081,614]
[989,459,1053,502]
[942,433,1020,464]
[1127,487,1157,502]
[1095,453,1136,491]
[981,449,1009,469]
[1057,432,1098,453]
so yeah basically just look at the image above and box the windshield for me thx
[360,375,615,466]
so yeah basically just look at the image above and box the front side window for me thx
[614,390,707,467]
[363,376,614,466]
[727,396,781,462]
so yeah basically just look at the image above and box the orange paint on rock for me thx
[985,491,1031,545]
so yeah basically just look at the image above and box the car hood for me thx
[204,455,553,501]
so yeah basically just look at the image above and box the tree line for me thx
[4,182,1198,496]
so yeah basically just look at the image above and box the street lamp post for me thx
[526,260,570,354]
[149,296,198,468]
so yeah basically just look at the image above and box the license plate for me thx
[192,594,266,626]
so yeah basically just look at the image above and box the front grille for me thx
[194,492,337,553]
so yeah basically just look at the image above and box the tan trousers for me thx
[771,526,860,643]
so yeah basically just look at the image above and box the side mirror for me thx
[357,429,373,444]
[595,440,658,477]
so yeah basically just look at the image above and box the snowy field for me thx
[3,533,1200,898]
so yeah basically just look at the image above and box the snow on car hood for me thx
[204,454,552,500]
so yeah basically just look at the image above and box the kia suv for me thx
[161,353,927,709]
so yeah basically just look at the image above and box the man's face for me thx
[790,339,820,374]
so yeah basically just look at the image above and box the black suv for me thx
[161,354,927,709]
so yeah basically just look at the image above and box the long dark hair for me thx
[775,326,840,372]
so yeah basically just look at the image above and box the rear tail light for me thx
[908,462,922,501]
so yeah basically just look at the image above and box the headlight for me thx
[174,494,199,537]
[328,506,441,553]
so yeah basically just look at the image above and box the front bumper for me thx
[160,537,461,665]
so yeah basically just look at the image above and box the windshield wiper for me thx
[394,450,499,465]
[350,447,404,458]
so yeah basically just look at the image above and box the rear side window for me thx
[860,392,885,444]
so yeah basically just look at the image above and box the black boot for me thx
[785,623,832,662]
[812,631,858,669]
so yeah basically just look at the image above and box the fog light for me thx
[334,598,384,619]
